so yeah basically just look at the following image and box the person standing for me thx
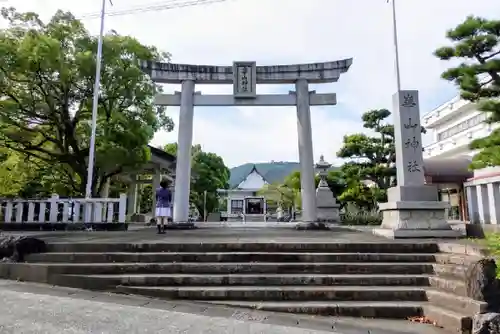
[155,178,172,234]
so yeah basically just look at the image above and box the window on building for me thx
[230,200,244,214]
[437,113,488,142]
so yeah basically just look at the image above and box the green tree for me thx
[258,182,300,213]
[0,7,173,196]
[434,16,500,169]
[0,148,31,197]
[259,169,347,213]
[337,109,396,199]
[163,143,230,219]
[0,147,69,198]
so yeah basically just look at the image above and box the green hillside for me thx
[229,162,301,188]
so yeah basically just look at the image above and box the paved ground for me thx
[5,224,386,243]
[0,280,447,334]
[5,223,459,244]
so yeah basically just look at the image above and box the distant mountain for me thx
[229,162,301,188]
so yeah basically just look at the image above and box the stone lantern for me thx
[315,155,340,223]
[315,155,331,187]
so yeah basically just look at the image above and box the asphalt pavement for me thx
[0,280,448,334]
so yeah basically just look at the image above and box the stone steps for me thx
[422,305,472,334]
[46,242,439,253]
[189,300,425,319]
[55,273,432,288]
[426,289,487,315]
[114,285,428,302]
[195,300,472,332]
[432,263,467,280]
[25,252,439,263]
[7,262,435,275]
[0,241,481,333]
[428,276,467,296]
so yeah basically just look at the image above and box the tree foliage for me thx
[258,169,347,212]
[337,109,396,195]
[164,143,230,219]
[0,7,173,196]
[434,16,500,169]
[258,181,301,213]
[336,108,426,207]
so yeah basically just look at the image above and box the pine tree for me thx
[434,16,500,169]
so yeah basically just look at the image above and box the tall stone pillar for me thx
[295,78,317,224]
[477,184,490,224]
[487,182,500,225]
[466,185,479,223]
[373,90,459,238]
[127,174,138,216]
[173,80,195,224]
[151,168,161,216]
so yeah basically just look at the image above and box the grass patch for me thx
[340,210,382,226]
[481,233,500,278]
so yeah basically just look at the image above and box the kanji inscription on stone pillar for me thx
[233,61,256,99]
[393,90,425,186]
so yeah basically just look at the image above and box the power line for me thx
[77,0,227,19]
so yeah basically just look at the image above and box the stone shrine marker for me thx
[142,60,352,226]
[373,90,459,238]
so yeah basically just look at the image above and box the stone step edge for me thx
[115,285,428,292]
[426,288,488,315]
[114,285,428,302]
[69,273,434,278]
[428,276,466,296]
[52,273,431,290]
[201,300,472,332]
[46,243,440,253]
[189,299,425,319]
[30,252,440,256]
[199,300,424,307]
[422,304,472,333]
[18,261,436,266]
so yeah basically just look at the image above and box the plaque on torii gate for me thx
[140,59,352,228]
[233,61,257,99]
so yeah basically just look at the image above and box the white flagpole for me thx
[85,0,110,198]
[389,0,402,91]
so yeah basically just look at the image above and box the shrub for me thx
[483,233,500,278]
[341,209,382,226]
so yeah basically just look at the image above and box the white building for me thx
[423,95,500,224]
[217,165,267,222]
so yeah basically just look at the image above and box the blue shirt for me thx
[156,187,172,208]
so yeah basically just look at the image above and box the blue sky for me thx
[7,0,500,167]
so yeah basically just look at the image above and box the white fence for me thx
[0,194,127,224]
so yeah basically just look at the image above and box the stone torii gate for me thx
[141,59,352,225]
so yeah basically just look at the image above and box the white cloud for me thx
[6,0,500,167]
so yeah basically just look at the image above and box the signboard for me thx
[233,61,257,99]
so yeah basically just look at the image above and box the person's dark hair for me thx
[159,177,170,189]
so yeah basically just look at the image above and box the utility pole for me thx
[203,190,207,222]
[389,0,402,91]
[85,0,111,198]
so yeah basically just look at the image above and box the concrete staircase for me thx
[0,241,485,333]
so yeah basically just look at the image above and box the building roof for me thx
[149,145,176,163]
[234,164,270,189]
[424,156,473,182]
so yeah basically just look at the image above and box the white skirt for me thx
[155,207,172,217]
